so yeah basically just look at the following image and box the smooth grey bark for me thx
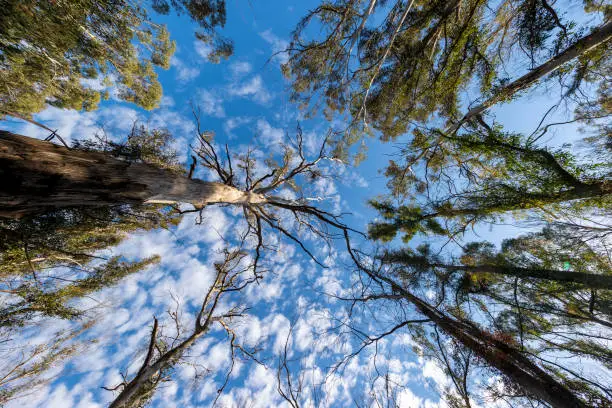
[0,131,266,218]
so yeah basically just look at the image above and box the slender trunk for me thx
[458,264,612,290]
[0,131,266,218]
[448,20,612,134]
[419,180,610,220]
[109,331,203,408]
[398,288,586,408]
[362,261,586,407]
[110,268,228,408]
[383,255,612,290]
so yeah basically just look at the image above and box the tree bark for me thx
[358,259,587,408]
[456,263,612,290]
[0,131,266,218]
[109,331,203,408]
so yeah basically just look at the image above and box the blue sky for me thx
[1,1,604,407]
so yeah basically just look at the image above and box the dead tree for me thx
[106,248,260,408]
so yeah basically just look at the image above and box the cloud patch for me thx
[228,75,271,104]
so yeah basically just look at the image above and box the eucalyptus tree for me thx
[285,0,610,145]
[0,121,360,405]
[0,0,230,116]
[381,229,612,291]
[368,122,611,243]
[338,247,611,408]
[0,321,94,406]
[0,121,356,272]
[0,125,185,330]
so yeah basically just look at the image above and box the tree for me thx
[0,125,357,272]
[341,249,610,407]
[379,225,612,290]
[0,255,159,329]
[106,248,260,408]
[368,124,611,243]
[0,125,188,328]
[0,0,231,116]
[284,0,610,143]
[0,322,94,406]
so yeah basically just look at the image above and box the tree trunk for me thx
[362,261,587,407]
[458,264,612,290]
[397,288,587,408]
[109,331,202,408]
[383,255,612,290]
[448,20,612,134]
[0,131,266,218]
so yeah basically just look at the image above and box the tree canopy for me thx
[0,0,610,407]
[0,0,231,116]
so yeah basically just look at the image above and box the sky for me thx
[0,1,603,407]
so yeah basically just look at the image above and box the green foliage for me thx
[0,205,177,280]
[72,124,183,173]
[369,125,611,242]
[0,0,231,116]
[0,256,160,327]
[152,0,232,63]
[0,322,94,406]
[284,0,595,146]
[0,0,176,114]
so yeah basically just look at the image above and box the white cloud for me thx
[230,61,252,77]
[423,360,449,388]
[260,29,289,64]
[228,75,271,104]
[9,105,140,144]
[255,118,284,146]
[197,89,226,118]
[160,95,175,108]
[171,56,200,82]
[223,116,252,139]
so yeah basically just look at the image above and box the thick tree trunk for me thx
[0,131,266,218]
[448,20,612,134]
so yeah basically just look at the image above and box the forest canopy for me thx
[0,0,610,407]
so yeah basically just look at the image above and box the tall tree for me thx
[106,248,259,408]
[0,322,94,406]
[368,124,611,243]
[341,249,610,407]
[285,0,609,144]
[0,126,357,272]
[380,225,612,290]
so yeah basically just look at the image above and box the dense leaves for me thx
[0,0,230,116]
